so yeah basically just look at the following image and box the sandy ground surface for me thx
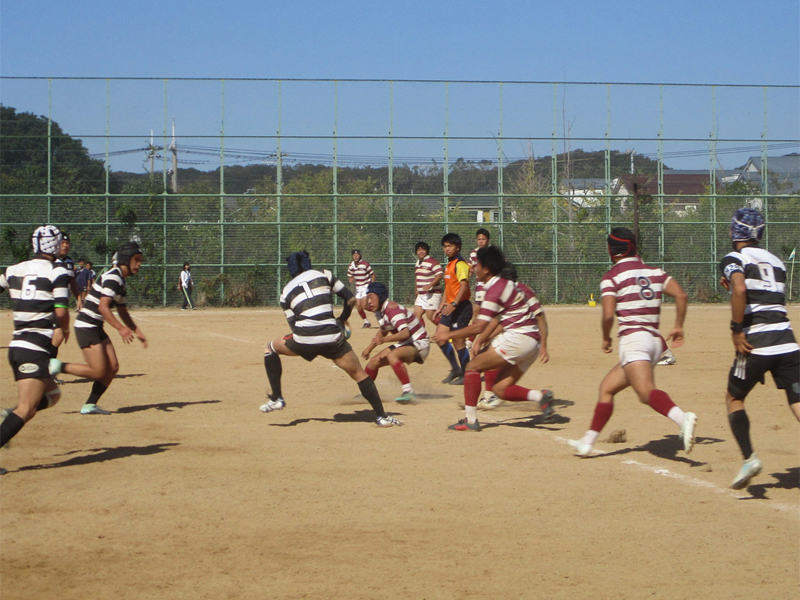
[1,304,798,599]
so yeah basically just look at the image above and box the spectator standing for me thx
[179,262,195,310]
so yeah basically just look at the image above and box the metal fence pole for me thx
[47,79,52,222]
[388,81,395,297]
[551,83,559,301]
[497,82,504,247]
[443,82,450,232]
[220,79,226,303]
[276,81,283,301]
[333,81,339,276]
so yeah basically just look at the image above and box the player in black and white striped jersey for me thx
[720,208,800,489]
[0,226,70,450]
[50,232,80,362]
[260,251,402,427]
[49,242,148,415]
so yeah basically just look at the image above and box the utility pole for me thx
[148,129,155,176]
[170,119,178,193]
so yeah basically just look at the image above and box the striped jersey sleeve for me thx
[517,282,544,318]
[348,260,373,287]
[468,248,479,268]
[478,276,540,339]
[4,258,70,353]
[280,269,345,345]
[378,300,429,342]
[75,267,127,329]
[720,247,797,356]
[601,257,670,338]
[414,256,443,293]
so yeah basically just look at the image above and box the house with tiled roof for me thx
[728,155,800,194]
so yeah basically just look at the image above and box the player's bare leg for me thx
[332,351,401,425]
[366,345,419,403]
[458,346,552,428]
[570,363,628,456]
[624,359,694,449]
[57,339,119,415]
[1,378,61,448]
[356,297,371,328]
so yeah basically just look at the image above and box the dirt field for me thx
[1,304,798,599]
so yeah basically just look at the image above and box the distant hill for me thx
[112,149,663,194]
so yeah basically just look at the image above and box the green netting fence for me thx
[1,78,798,307]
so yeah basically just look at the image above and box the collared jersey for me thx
[444,255,470,303]
[376,300,428,343]
[720,246,798,356]
[2,258,70,353]
[414,256,443,294]
[601,257,671,338]
[478,276,540,340]
[347,260,374,287]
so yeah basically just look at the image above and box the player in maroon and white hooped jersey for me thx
[412,241,443,325]
[468,228,492,305]
[433,246,554,431]
[475,263,550,410]
[347,249,375,328]
[569,227,697,457]
[362,282,431,404]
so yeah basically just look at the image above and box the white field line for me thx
[135,311,798,516]
[552,434,799,516]
[135,314,263,346]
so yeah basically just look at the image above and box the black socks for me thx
[728,410,753,459]
[358,377,386,418]
[264,351,283,399]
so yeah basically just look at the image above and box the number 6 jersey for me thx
[601,256,671,339]
[1,258,70,353]
[720,246,798,356]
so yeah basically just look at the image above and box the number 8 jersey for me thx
[601,256,671,339]
[1,258,70,353]
[720,246,798,356]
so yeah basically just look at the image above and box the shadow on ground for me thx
[61,373,146,385]
[483,412,569,430]
[585,435,723,467]
[744,466,800,498]
[116,399,222,413]
[12,442,180,472]
[269,409,403,427]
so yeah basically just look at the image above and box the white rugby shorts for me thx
[401,337,431,362]
[355,284,369,300]
[491,331,539,372]
[618,330,665,366]
[414,292,442,311]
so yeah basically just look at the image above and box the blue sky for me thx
[1,0,798,172]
